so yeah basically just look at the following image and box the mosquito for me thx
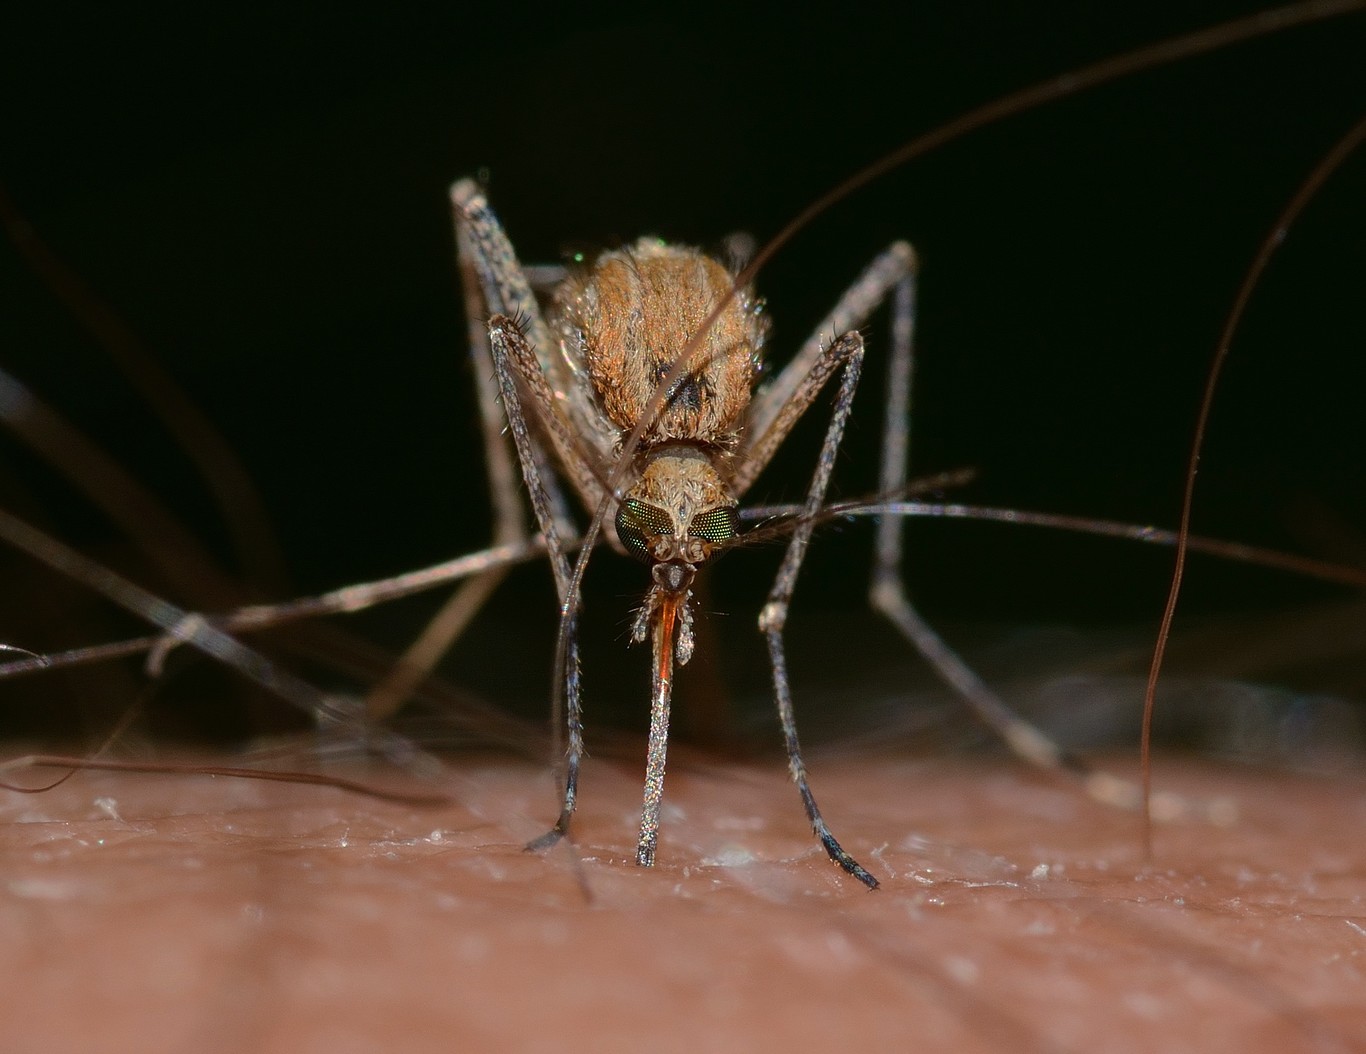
[438,3,1366,885]
[449,176,1141,889]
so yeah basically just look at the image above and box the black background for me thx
[1,3,1364,745]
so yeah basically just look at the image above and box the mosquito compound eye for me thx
[615,499,675,561]
[687,505,740,546]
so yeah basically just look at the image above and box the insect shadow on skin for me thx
[0,4,1364,879]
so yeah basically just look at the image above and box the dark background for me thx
[1,3,1363,748]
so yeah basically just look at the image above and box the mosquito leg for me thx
[523,601,583,850]
[871,268,1072,766]
[362,187,582,721]
[741,243,1110,795]
[485,315,586,850]
[757,332,878,889]
[734,242,915,496]
[450,180,608,514]
[360,197,546,721]
[452,182,583,542]
[869,262,1144,809]
[459,223,577,543]
[377,182,603,846]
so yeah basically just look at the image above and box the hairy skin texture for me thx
[2,750,1364,1054]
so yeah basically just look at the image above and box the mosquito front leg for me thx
[756,331,879,889]
[451,180,610,513]
[485,314,588,851]
[363,185,588,723]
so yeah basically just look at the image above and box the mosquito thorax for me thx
[551,239,768,447]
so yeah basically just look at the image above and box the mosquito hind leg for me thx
[361,184,581,723]
[869,261,1147,809]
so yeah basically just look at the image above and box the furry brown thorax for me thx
[551,240,766,566]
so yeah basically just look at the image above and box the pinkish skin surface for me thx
[2,749,1364,1054]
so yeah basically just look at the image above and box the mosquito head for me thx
[614,445,740,580]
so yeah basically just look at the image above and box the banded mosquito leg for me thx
[362,208,534,720]
[733,243,915,496]
[869,258,1143,808]
[756,331,879,889]
[362,187,578,722]
[484,314,586,851]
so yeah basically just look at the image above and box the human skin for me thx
[3,748,1363,1054]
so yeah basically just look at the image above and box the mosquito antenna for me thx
[726,470,978,552]
[1139,111,1366,857]
[547,0,1366,748]
[759,499,1366,591]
